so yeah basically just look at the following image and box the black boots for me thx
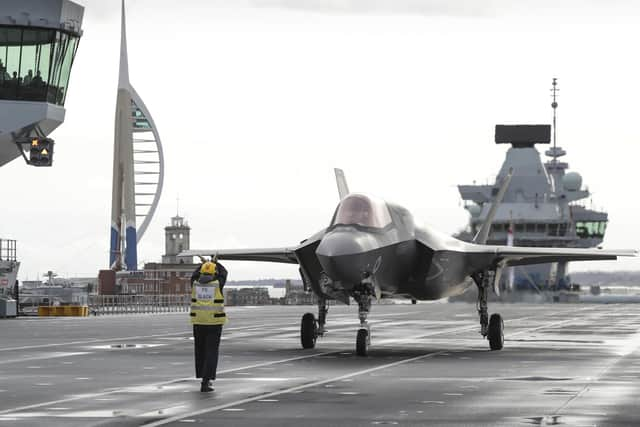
[200,379,214,392]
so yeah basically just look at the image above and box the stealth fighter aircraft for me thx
[182,169,635,356]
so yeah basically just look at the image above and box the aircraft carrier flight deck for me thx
[1,303,639,426]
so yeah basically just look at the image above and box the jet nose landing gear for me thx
[355,289,372,356]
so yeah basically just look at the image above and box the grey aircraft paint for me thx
[183,194,630,303]
[182,169,635,354]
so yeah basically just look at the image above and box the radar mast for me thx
[551,77,559,161]
[456,78,608,294]
[545,78,567,194]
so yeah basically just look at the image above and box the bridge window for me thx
[576,221,607,239]
[558,223,568,236]
[0,27,80,105]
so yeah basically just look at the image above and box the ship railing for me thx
[88,294,190,315]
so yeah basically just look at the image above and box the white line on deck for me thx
[145,350,449,427]
[0,350,338,416]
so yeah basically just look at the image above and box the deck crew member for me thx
[190,260,227,392]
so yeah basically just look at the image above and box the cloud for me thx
[247,0,493,17]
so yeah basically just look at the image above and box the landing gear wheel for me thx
[411,299,417,305]
[356,328,369,357]
[301,312,317,349]
[488,313,504,351]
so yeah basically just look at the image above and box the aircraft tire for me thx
[488,313,504,351]
[411,299,417,305]
[301,312,317,349]
[356,328,369,356]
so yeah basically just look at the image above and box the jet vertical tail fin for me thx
[334,168,350,200]
[473,168,513,245]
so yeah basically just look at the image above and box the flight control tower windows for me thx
[0,26,80,105]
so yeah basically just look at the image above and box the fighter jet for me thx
[182,169,636,356]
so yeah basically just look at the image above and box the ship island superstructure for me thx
[457,79,608,291]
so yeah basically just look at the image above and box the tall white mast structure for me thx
[109,0,164,271]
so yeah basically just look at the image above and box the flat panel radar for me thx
[495,125,551,147]
[459,81,610,293]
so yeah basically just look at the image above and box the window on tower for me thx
[0,27,80,105]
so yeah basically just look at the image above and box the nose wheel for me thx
[354,290,372,357]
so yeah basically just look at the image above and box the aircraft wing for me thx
[179,248,299,264]
[471,245,637,267]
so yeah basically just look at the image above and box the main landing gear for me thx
[300,299,328,349]
[475,270,504,351]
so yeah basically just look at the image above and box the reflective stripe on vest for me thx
[190,279,227,325]
[189,305,224,312]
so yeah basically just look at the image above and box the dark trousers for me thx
[193,324,223,381]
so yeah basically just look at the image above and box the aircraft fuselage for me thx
[306,196,476,303]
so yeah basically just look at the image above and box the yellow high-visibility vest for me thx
[190,278,227,326]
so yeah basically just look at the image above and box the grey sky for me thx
[2,0,639,281]
[248,0,640,17]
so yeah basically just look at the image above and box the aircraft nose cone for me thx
[316,229,378,283]
[316,231,365,258]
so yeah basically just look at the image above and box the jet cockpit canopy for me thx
[331,193,392,229]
